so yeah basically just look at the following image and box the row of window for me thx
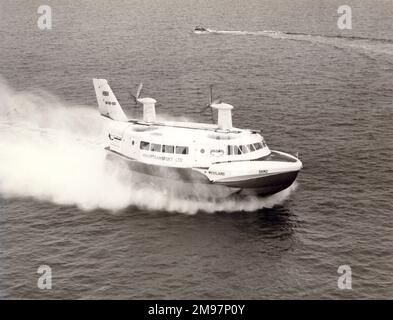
[105,101,116,105]
[140,141,189,155]
[227,141,266,155]
[138,140,266,156]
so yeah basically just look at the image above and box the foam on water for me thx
[0,78,296,214]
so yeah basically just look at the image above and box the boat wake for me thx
[200,29,393,57]
[0,78,296,214]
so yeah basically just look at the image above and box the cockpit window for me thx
[175,146,189,154]
[102,91,109,96]
[162,145,174,153]
[248,144,255,152]
[140,141,150,150]
[150,143,162,152]
[253,142,263,150]
[228,143,266,155]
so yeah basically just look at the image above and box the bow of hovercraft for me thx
[196,151,302,196]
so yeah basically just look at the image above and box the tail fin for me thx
[93,79,128,121]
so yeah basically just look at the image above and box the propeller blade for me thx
[129,92,138,106]
[129,92,137,101]
[209,84,213,105]
[136,83,143,99]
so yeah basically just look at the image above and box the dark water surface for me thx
[0,0,392,298]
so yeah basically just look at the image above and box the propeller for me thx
[130,82,162,113]
[129,83,144,115]
[130,83,143,103]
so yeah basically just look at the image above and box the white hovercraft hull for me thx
[105,148,301,197]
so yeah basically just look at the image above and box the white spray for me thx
[0,78,296,214]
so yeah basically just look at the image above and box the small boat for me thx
[194,26,210,34]
[93,79,303,198]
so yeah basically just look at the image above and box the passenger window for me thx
[151,143,162,152]
[163,145,174,153]
[248,144,255,152]
[176,146,189,154]
[233,146,241,155]
[239,145,249,153]
[140,141,150,150]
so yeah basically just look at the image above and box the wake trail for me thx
[202,29,393,57]
[0,78,296,214]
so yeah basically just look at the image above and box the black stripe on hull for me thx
[216,171,299,196]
